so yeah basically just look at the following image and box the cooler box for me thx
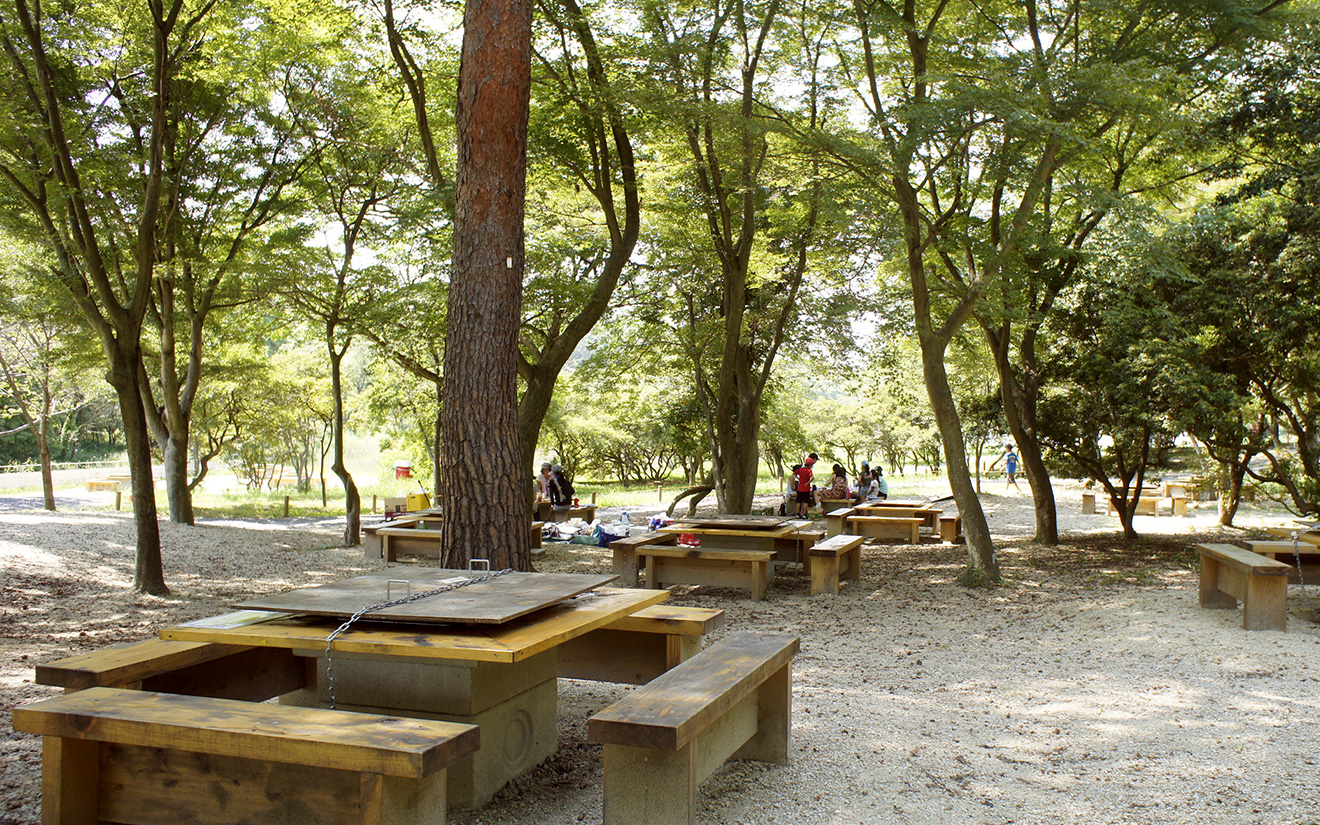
[407,492,431,511]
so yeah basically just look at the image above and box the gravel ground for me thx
[2,483,1319,825]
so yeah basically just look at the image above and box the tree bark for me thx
[919,333,1000,579]
[107,341,167,595]
[984,323,1059,544]
[440,0,534,571]
[328,337,361,546]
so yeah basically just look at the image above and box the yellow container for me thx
[407,492,431,511]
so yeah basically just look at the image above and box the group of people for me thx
[787,454,889,516]
[536,462,575,513]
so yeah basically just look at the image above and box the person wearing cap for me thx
[793,453,818,516]
[548,464,575,514]
[854,461,877,503]
[536,462,553,500]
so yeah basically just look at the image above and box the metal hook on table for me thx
[386,579,411,600]
[469,558,491,572]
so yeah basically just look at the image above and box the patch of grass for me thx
[957,566,1000,588]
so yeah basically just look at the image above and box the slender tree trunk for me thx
[328,342,360,545]
[981,303,1060,546]
[1221,462,1247,526]
[108,344,167,595]
[440,0,534,572]
[38,425,55,511]
[919,334,999,580]
[161,433,194,524]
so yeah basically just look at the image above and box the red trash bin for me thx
[394,461,412,479]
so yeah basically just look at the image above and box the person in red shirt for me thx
[793,453,818,516]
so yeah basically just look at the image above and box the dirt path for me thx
[2,485,1318,824]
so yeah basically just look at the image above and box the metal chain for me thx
[1289,530,1317,619]
[323,566,514,709]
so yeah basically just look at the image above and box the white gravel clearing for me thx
[2,483,1318,825]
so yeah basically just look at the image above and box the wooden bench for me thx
[1108,497,1160,516]
[12,686,479,825]
[855,503,940,530]
[588,630,798,825]
[636,544,777,600]
[847,515,923,544]
[608,531,677,586]
[364,520,543,561]
[824,506,854,537]
[36,636,306,700]
[1196,543,1290,631]
[818,497,852,515]
[557,605,726,684]
[939,514,963,543]
[808,534,863,595]
[537,500,598,522]
[85,478,120,492]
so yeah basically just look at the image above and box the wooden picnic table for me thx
[658,516,801,552]
[852,502,941,530]
[160,570,669,809]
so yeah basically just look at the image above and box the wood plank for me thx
[636,545,777,562]
[98,742,365,825]
[1264,526,1320,546]
[605,605,726,636]
[588,631,799,752]
[163,587,670,664]
[1196,543,1290,576]
[668,516,788,529]
[658,523,797,540]
[608,531,677,550]
[235,570,618,625]
[12,687,479,778]
[810,534,864,555]
[36,639,248,691]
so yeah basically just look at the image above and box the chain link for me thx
[323,566,514,709]
[1289,529,1316,620]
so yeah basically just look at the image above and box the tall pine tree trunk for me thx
[440,0,534,572]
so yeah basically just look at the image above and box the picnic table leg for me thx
[732,660,792,765]
[1243,575,1287,631]
[844,547,861,583]
[1199,555,1236,609]
[646,555,660,590]
[810,555,840,596]
[752,561,769,601]
[43,736,99,825]
[603,742,695,825]
[666,634,700,669]
[612,546,639,587]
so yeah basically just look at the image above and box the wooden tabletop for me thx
[1265,526,1320,546]
[162,587,671,664]
[668,515,788,529]
[857,499,933,508]
[235,570,617,625]
[658,522,798,540]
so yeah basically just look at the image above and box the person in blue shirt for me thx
[1004,446,1021,491]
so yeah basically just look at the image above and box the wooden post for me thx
[657,483,664,502]
[372,495,378,513]
[114,491,121,511]
[283,496,290,518]
[592,492,597,504]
